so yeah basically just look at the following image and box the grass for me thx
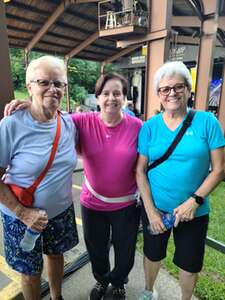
[137,182,225,300]
[14,89,28,99]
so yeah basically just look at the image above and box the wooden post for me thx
[218,60,225,133]
[195,0,219,110]
[144,0,172,119]
[0,1,14,119]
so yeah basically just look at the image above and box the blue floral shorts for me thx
[1,204,79,275]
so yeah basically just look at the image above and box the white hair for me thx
[153,61,192,94]
[26,55,67,84]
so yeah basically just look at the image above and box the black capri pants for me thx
[81,203,140,287]
[141,205,209,273]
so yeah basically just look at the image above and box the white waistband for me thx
[85,177,137,203]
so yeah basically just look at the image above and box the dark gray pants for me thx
[81,203,140,287]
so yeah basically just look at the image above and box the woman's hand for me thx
[4,99,31,116]
[136,154,166,234]
[173,197,199,227]
[18,207,48,232]
[147,208,166,234]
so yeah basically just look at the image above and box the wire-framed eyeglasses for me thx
[30,79,67,88]
[158,83,186,96]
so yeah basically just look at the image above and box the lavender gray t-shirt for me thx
[0,110,77,219]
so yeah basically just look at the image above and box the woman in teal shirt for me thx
[136,61,225,300]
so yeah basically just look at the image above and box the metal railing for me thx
[206,236,225,254]
[98,0,148,31]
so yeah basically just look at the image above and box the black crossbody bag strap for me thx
[147,110,196,172]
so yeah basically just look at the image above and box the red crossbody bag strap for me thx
[27,110,61,194]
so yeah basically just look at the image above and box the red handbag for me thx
[7,184,34,207]
[7,111,61,207]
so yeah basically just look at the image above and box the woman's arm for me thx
[174,147,225,226]
[0,167,48,231]
[193,147,224,196]
[136,154,165,233]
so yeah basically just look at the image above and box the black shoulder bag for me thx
[147,110,196,172]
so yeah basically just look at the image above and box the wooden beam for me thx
[172,16,225,31]
[0,1,14,119]
[117,32,222,50]
[99,26,146,38]
[25,1,72,53]
[177,35,222,47]
[102,44,141,65]
[65,31,99,60]
[172,16,201,27]
[117,29,168,48]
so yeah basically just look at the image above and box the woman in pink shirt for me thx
[72,73,142,300]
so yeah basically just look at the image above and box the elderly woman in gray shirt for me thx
[0,55,78,300]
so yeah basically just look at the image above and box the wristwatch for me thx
[191,193,204,205]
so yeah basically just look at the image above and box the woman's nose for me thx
[48,82,57,91]
[108,93,114,100]
[169,87,176,95]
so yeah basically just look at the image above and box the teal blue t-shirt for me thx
[138,111,225,217]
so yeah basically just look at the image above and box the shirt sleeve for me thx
[205,113,225,150]
[138,121,151,158]
[0,117,13,168]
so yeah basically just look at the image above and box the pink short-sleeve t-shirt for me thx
[71,112,142,211]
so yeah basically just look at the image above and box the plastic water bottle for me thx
[162,213,175,230]
[20,210,47,252]
[147,213,175,235]
[20,228,40,252]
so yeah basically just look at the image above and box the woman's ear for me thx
[123,97,128,107]
[26,83,33,97]
[187,87,192,98]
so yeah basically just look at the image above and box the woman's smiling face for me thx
[97,78,125,115]
[27,64,66,111]
[158,74,191,114]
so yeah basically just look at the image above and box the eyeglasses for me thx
[158,83,186,96]
[30,79,67,88]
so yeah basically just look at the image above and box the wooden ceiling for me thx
[4,0,225,62]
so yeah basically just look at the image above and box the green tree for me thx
[10,48,26,89]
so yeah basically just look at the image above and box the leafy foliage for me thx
[10,49,118,106]
[10,48,26,90]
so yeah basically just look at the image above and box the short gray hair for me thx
[26,55,67,84]
[153,61,192,94]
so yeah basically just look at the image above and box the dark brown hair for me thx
[95,73,128,97]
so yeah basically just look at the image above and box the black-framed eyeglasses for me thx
[30,79,67,88]
[158,83,186,96]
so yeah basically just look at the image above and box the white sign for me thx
[170,46,186,61]
[131,56,146,64]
